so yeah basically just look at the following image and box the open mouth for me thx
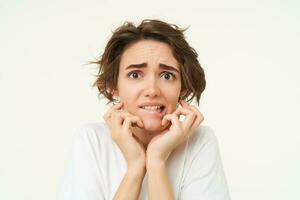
[139,105,165,113]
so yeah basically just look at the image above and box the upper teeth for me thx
[142,106,162,110]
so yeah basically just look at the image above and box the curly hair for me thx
[91,19,206,105]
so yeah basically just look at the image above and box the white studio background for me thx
[0,0,299,200]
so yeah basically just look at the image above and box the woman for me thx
[59,19,230,200]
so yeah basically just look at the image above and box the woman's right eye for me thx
[127,71,141,79]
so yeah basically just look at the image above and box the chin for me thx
[142,119,164,134]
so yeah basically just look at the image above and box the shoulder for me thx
[191,125,219,146]
[74,122,109,136]
[180,125,230,199]
[187,125,220,158]
[72,122,112,146]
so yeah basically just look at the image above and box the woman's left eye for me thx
[161,72,175,80]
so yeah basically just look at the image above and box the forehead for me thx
[119,40,179,70]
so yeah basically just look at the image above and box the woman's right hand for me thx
[104,102,146,170]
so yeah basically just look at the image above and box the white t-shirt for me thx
[58,122,230,200]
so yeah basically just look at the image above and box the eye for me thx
[161,72,175,80]
[127,71,142,79]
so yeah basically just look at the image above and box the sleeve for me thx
[179,127,231,200]
[58,126,105,200]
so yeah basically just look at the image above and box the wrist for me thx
[146,155,165,169]
[146,150,171,164]
[127,163,146,176]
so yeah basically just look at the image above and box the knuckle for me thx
[199,112,204,117]
[122,117,128,122]
[164,114,171,119]
[171,113,177,118]
[122,109,130,114]
[110,109,116,115]
[121,111,130,118]
[123,116,131,122]
[200,115,204,122]
[188,110,196,118]
[123,117,131,124]
[188,110,196,115]
[176,107,182,111]
[191,105,198,110]
[132,116,139,121]
[115,110,122,117]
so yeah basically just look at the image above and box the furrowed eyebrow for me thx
[125,63,180,74]
[125,63,147,70]
[159,63,180,74]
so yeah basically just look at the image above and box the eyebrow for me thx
[125,63,180,74]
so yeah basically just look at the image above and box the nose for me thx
[143,76,161,98]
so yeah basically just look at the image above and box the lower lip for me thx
[138,107,166,118]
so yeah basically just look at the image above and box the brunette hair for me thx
[91,19,206,105]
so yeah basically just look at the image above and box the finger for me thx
[179,101,200,118]
[114,101,124,108]
[162,113,181,130]
[172,108,182,118]
[123,116,143,133]
[173,107,194,122]
[179,102,204,132]
[129,115,144,128]
[113,110,143,130]
[161,114,172,126]
[179,100,203,127]
[119,109,144,128]
[188,105,204,131]
[104,101,123,121]
[179,99,187,107]
[174,107,196,132]
[113,110,131,126]
[136,117,144,128]
[174,100,192,114]
[109,110,131,139]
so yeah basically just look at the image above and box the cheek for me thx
[120,93,132,106]
[163,88,181,111]
[169,99,179,111]
[118,87,138,110]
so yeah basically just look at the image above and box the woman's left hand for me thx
[146,100,204,164]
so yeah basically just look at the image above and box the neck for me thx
[131,126,161,149]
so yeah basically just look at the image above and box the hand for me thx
[146,100,204,164]
[104,102,146,169]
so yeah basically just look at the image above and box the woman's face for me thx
[115,39,182,133]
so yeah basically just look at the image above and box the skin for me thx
[117,39,181,138]
[104,39,204,199]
